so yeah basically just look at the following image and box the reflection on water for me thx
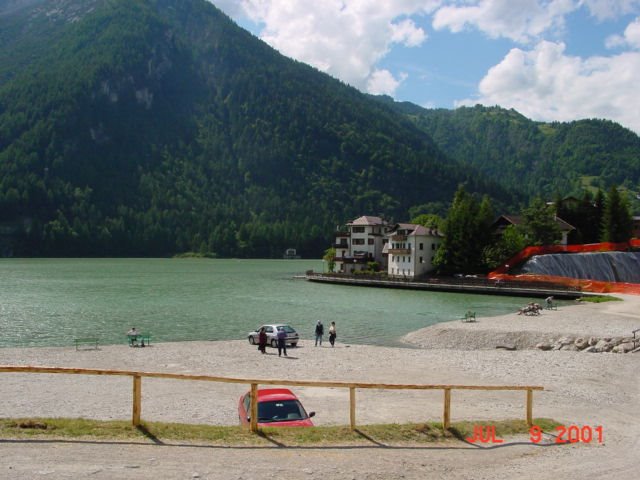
[0,259,526,348]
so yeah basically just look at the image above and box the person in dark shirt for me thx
[315,321,324,346]
[277,327,287,357]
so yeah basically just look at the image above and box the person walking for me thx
[276,326,287,357]
[258,327,267,354]
[328,321,337,347]
[315,320,324,346]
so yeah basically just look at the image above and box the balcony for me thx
[388,248,411,255]
[391,235,407,241]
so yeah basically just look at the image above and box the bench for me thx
[75,338,98,351]
[461,311,476,322]
[128,334,151,347]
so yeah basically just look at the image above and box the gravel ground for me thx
[1,296,639,479]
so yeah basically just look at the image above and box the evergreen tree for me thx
[521,197,562,246]
[601,185,633,242]
[433,186,494,274]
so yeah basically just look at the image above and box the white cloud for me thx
[367,69,408,95]
[214,0,437,95]
[432,0,578,43]
[581,0,640,20]
[457,41,640,134]
[607,17,640,49]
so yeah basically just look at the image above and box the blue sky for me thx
[213,1,640,134]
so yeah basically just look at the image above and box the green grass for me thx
[0,418,562,445]
[579,295,622,303]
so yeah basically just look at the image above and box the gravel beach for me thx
[1,295,639,479]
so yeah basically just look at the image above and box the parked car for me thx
[238,388,315,427]
[247,324,299,348]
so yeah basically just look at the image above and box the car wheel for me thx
[291,343,297,348]
[248,336,256,345]
[271,339,278,348]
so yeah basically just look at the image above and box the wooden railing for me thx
[0,365,543,433]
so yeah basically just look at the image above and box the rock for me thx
[594,340,610,352]
[557,336,574,346]
[631,346,640,354]
[561,344,579,351]
[574,337,589,349]
[496,344,517,351]
[588,337,599,346]
[536,343,552,351]
[581,346,596,353]
[617,342,635,353]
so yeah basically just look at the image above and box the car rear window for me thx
[281,326,296,333]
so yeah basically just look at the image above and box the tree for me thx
[410,213,444,231]
[521,197,562,246]
[482,224,526,269]
[323,247,336,273]
[433,186,495,274]
[601,185,633,242]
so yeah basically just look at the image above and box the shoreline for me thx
[403,294,640,350]
[1,295,638,479]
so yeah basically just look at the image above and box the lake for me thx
[0,258,527,348]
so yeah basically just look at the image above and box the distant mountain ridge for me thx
[374,98,640,201]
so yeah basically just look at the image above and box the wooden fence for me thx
[0,365,543,433]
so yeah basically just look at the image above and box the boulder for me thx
[574,337,589,349]
[557,336,574,346]
[581,346,596,353]
[561,344,579,351]
[588,337,599,346]
[617,342,635,353]
[536,343,552,351]
[496,344,517,351]
[594,340,613,352]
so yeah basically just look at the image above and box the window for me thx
[353,238,365,245]
[352,226,365,233]
[419,243,424,250]
[368,238,374,245]
[432,243,437,250]
[419,257,423,263]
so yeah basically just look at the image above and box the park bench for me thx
[74,337,98,351]
[461,311,476,322]
[128,333,151,347]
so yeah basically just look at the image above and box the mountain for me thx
[375,99,640,203]
[0,0,516,257]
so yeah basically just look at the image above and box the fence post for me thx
[250,383,258,433]
[526,389,533,427]
[132,374,142,426]
[349,387,356,431]
[443,388,451,430]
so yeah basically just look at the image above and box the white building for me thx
[333,216,389,273]
[386,223,444,278]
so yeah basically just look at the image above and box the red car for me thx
[238,388,315,427]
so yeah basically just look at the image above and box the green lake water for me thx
[0,258,528,348]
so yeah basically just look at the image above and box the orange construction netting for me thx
[487,239,640,295]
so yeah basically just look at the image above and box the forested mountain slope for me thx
[0,0,515,257]
[377,100,640,201]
